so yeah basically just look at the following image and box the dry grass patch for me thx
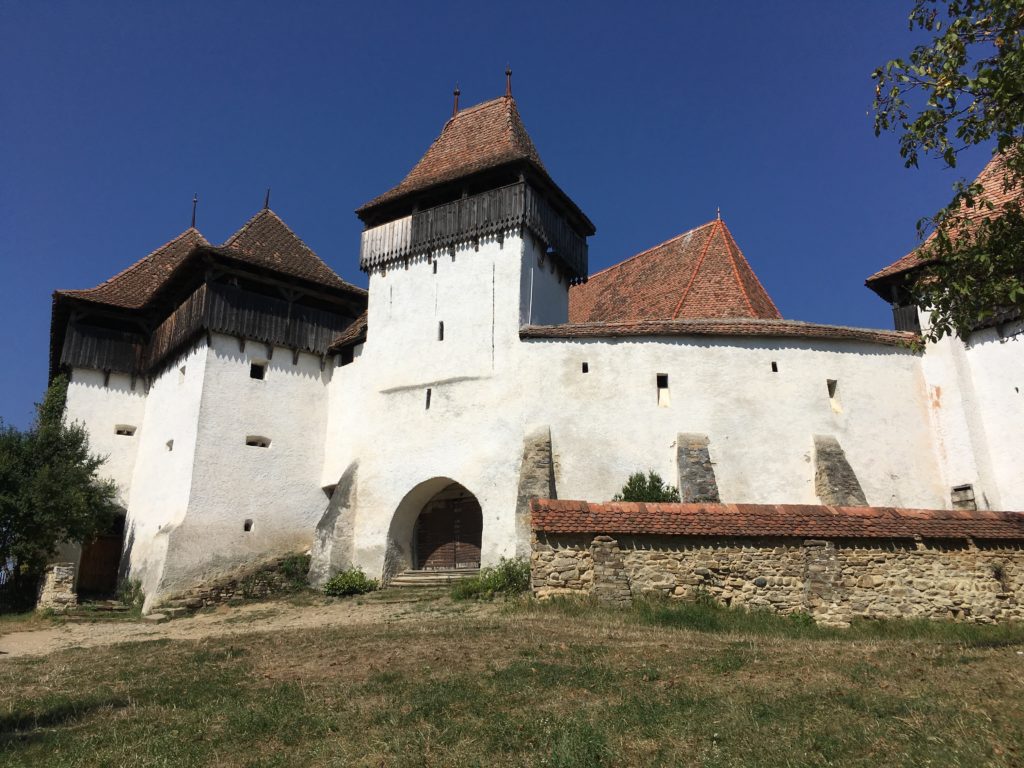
[1,596,1022,767]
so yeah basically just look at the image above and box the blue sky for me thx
[0,1,991,428]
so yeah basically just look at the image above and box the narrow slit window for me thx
[114,425,136,437]
[826,379,842,412]
[432,260,438,274]
[250,362,266,380]
[165,439,174,452]
[657,373,670,407]
[425,388,432,410]
[178,366,186,384]
[245,436,271,448]
[771,361,778,373]
[438,321,444,341]
[243,519,254,532]
[582,362,589,374]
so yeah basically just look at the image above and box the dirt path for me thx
[0,591,490,659]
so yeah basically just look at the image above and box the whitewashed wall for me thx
[964,322,1024,508]
[322,231,951,583]
[65,369,147,507]
[124,344,209,607]
[154,333,333,600]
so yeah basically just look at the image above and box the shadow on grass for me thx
[0,694,129,745]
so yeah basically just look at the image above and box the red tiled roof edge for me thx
[328,310,368,351]
[718,219,783,319]
[520,319,917,347]
[530,499,1024,541]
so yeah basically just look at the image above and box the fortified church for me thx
[49,80,1024,612]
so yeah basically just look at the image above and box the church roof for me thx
[866,152,1021,294]
[57,227,210,310]
[357,96,545,215]
[56,209,364,312]
[521,318,914,347]
[569,218,781,323]
[220,209,364,294]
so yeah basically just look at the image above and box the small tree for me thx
[0,376,119,610]
[612,470,681,503]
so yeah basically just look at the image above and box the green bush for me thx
[451,558,531,601]
[612,470,680,503]
[280,554,311,588]
[323,568,378,597]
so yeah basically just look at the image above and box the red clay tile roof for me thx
[520,318,916,347]
[222,209,365,294]
[530,499,1024,541]
[57,228,210,310]
[569,218,781,323]
[866,152,1022,288]
[55,209,365,312]
[328,310,367,351]
[357,96,545,215]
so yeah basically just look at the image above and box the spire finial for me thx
[505,65,512,97]
[452,84,460,118]
[264,187,271,210]
[191,193,198,229]
[716,206,721,220]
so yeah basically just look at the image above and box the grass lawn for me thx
[2,594,1023,767]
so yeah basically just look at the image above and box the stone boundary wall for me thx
[36,563,78,614]
[532,534,1023,626]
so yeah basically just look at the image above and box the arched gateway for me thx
[413,483,482,570]
[385,478,484,579]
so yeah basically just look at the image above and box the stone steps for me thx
[389,569,480,587]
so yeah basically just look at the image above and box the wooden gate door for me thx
[415,499,482,570]
[77,534,122,596]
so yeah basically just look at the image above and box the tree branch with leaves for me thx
[873,0,1024,340]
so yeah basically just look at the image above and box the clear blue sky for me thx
[0,1,990,429]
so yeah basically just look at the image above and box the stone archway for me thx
[384,478,483,580]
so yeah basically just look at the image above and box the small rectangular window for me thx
[243,519,254,532]
[165,439,174,452]
[438,321,444,341]
[771,362,778,373]
[582,362,589,373]
[250,362,266,380]
[951,484,977,511]
[656,373,670,407]
[426,388,432,410]
[114,425,136,437]
[432,260,438,274]
[245,436,271,448]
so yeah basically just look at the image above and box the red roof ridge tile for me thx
[672,219,721,319]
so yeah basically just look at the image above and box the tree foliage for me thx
[612,471,681,503]
[0,376,119,608]
[872,0,1024,340]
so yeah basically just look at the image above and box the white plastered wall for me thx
[322,230,950,582]
[153,333,332,600]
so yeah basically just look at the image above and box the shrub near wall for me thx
[529,500,1024,626]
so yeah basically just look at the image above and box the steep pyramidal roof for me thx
[569,218,781,323]
[221,208,364,293]
[58,227,210,310]
[866,152,1021,294]
[357,96,546,214]
[56,209,364,312]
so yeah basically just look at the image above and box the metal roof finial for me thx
[452,85,460,118]
[264,188,271,210]
[505,65,512,97]
[716,206,721,220]
[191,193,198,229]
